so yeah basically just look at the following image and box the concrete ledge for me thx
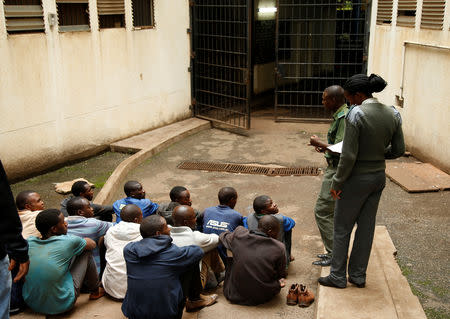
[374,226,427,319]
[93,118,211,205]
[316,226,426,319]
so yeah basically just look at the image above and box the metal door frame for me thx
[189,0,252,129]
[274,0,369,121]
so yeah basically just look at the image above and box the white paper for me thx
[327,141,343,154]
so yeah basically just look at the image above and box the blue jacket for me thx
[112,197,159,223]
[122,235,203,319]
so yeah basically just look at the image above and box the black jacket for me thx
[0,160,28,263]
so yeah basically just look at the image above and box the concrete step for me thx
[316,226,426,319]
[110,118,211,153]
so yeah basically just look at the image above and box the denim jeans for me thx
[0,256,12,319]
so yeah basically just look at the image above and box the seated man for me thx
[11,190,44,313]
[245,195,295,265]
[122,215,217,319]
[170,205,225,288]
[113,180,159,223]
[157,186,200,225]
[23,209,103,315]
[61,180,114,222]
[199,187,243,260]
[102,204,143,299]
[66,196,112,273]
[220,215,286,306]
[15,190,44,239]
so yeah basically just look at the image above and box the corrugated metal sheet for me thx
[421,0,445,30]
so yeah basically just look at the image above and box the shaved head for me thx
[258,215,280,239]
[324,85,345,106]
[172,205,196,229]
[218,187,237,207]
[120,204,142,223]
[140,215,167,238]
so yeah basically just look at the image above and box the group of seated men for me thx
[12,180,296,318]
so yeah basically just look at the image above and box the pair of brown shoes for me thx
[286,283,315,307]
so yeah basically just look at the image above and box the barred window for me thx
[56,0,90,32]
[132,0,154,28]
[3,0,44,34]
[97,0,125,28]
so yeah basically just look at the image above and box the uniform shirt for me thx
[332,98,405,190]
[23,235,86,315]
[325,104,349,161]
[112,197,159,223]
[67,216,112,273]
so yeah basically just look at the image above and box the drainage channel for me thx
[177,161,319,177]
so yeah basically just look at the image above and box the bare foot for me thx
[279,278,286,288]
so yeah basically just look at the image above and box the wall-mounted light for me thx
[258,7,277,13]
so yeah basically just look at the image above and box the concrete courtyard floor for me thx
[12,115,449,318]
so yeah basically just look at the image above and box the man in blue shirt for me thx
[113,181,159,223]
[199,187,243,261]
[122,215,217,319]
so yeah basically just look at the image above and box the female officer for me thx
[318,74,405,288]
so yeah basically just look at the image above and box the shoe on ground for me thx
[348,277,366,288]
[89,287,105,300]
[318,276,346,288]
[312,257,331,266]
[185,294,218,312]
[286,283,299,305]
[317,253,332,259]
[298,284,315,307]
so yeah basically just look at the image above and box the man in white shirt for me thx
[170,205,225,289]
[101,204,142,299]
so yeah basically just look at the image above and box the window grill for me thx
[132,0,154,28]
[97,0,125,28]
[3,0,44,34]
[376,0,393,24]
[56,0,90,32]
[397,0,416,27]
[420,0,445,30]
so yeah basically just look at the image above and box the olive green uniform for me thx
[314,104,348,255]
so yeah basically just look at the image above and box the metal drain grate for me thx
[177,161,319,176]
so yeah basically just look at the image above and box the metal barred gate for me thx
[190,0,251,129]
[275,0,369,120]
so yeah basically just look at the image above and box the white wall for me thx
[368,0,450,172]
[0,0,191,180]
